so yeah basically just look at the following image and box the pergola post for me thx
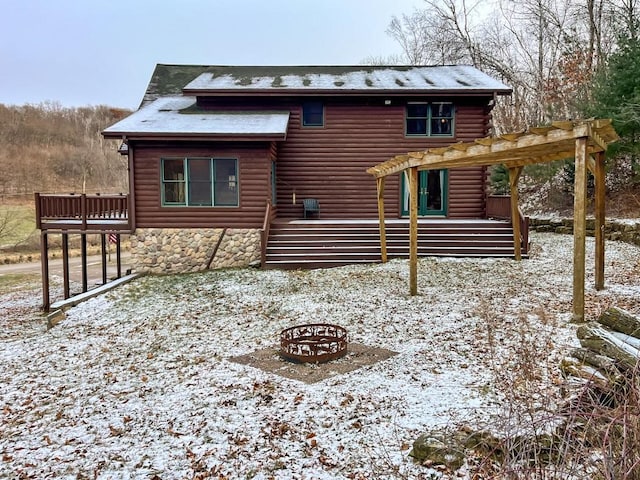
[508,167,523,261]
[573,137,588,322]
[594,152,606,290]
[409,167,418,296]
[376,177,387,263]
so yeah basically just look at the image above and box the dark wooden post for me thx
[116,235,122,278]
[34,193,42,230]
[101,233,107,284]
[81,194,87,231]
[62,233,70,299]
[41,232,50,311]
[81,233,88,293]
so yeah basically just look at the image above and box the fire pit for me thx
[280,324,348,363]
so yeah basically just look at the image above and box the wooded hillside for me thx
[0,103,130,196]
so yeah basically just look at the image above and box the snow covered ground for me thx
[1,232,639,479]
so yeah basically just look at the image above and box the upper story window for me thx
[406,102,454,137]
[302,101,324,127]
[161,157,238,207]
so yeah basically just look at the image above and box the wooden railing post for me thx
[34,193,42,229]
[260,201,272,268]
[81,194,87,230]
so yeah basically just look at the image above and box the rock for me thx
[409,431,465,470]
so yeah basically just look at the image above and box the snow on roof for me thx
[182,65,511,93]
[102,96,290,138]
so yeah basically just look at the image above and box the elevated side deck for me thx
[35,193,132,233]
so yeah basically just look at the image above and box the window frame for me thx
[160,157,239,207]
[302,101,324,127]
[405,102,454,137]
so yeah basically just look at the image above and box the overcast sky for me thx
[0,0,423,110]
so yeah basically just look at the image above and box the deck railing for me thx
[35,193,129,230]
[260,200,275,267]
[486,195,529,254]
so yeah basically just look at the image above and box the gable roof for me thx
[103,96,290,140]
[142,64,511,106]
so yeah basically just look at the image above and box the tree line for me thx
[0,102,130,196]
[381,0,640,192]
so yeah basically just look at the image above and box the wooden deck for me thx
[35,193,131,312]
[35,193,131,233]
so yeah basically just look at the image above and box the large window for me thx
[302,101,324,127]
[161,157,238,207]
[406,102,454,137]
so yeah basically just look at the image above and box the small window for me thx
[162,159,186,204]
[406,102,454,137]
[431,102,454,136]
[406,104,429,136]
[161,158,238,207]
[302,101,324,127]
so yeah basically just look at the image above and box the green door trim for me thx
[400,169,448,216]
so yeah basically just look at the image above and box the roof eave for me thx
[182,88,512,97]
[102,131,286,142]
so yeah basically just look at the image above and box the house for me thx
[100,64,513,273]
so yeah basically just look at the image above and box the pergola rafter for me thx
[367,119,619,322]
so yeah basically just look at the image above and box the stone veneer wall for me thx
[130,228,261,274]
[529,217,640,246]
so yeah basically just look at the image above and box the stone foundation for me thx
[529,217,640,246]
[130,228,261,274]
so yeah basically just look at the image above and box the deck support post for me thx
[101,233,107,285]
[508,166,523,261]
[62,233,70,299]
[594,152,606,290]
[116,235,122,278]
[409,167,418,296]
[41,232,50,312]
[376,177,387,263]
[81,233,88,293]
[573,137,588,322]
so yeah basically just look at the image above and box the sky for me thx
[0,0,423,110]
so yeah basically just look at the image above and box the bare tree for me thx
[384,0,635,130]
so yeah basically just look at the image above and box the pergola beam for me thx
[367,120,618,179]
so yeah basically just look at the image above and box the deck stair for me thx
[264,219,526,269]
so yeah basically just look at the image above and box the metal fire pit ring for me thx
[280,323,348,363]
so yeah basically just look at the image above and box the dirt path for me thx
[0,252,132,285]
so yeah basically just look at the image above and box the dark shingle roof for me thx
[141,64,511,107]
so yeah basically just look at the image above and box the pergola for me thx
[367,119,619,322]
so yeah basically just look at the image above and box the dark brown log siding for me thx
[130,96,492,226]
[273,98,491,219]
[131,142,271,229]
